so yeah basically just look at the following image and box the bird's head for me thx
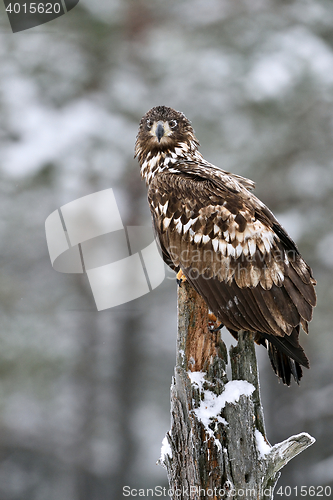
[135,106,199,164]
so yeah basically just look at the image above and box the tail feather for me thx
[257,329,309,385]
[267,342,303,385]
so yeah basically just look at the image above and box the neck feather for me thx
[139,140,202,184]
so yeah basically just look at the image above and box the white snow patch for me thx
[188,371,206,390]
[195,380,255,428]
[188,377,255,451]
[160,436,172,461]
[255,429,271,457]
[189,373,255,430]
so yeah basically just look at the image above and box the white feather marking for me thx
[250,266,261,287]
[214,224,220,235]
[272,261,285,284]
[194,233,202,244]
[263,237,272,253]
[212,238,219,252]
[141,159,148,171]
[202,235,210,244]
[223,231,230,243]
[159,200,169,215]
[163,217,172,231]
[235,230,245,243]
[219,240,227,256]
[148,154,160,169]
[174,218,183,234]
[277,268,285,284]
[183,217,197,233]
[248,239,256,256]
[228,225,236,241]
[242,226,254,241]
[235,244,243,259]
[227,243,236,258]
[175,145,188,156]
[172,216,181,232]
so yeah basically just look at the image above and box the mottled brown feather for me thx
[136,105,317,385]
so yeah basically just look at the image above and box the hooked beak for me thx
[155,122,165,142]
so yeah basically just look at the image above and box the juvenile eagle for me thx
[135,105,316,385]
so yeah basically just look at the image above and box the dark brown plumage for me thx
[135,105,316,385]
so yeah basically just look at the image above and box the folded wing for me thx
[149,167,316,385]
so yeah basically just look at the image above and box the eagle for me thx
[135,105,316,386]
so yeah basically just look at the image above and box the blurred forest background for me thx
[0,0,333,499]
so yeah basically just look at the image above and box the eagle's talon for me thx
[208,312,223,332]
[209,323,224,333]
[176,269,187,286]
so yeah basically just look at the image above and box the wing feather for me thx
[286,264,317,307]
[283,276,313,322]
[148,168,316,384]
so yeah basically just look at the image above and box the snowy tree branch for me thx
[158,281,315,500]
[265,433,316,479]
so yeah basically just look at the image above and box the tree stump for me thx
[158,281,315,500]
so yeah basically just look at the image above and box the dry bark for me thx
[158,281,315,500]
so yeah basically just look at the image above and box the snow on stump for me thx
[158,281,315,500]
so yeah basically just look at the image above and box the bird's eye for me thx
[147,119,153,129]
[169,120,177,129]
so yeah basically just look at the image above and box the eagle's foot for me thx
[176,269,187,287]
[208,313,224,332]
[209,324,224,332]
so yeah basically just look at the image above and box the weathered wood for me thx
[159,281,315,500]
